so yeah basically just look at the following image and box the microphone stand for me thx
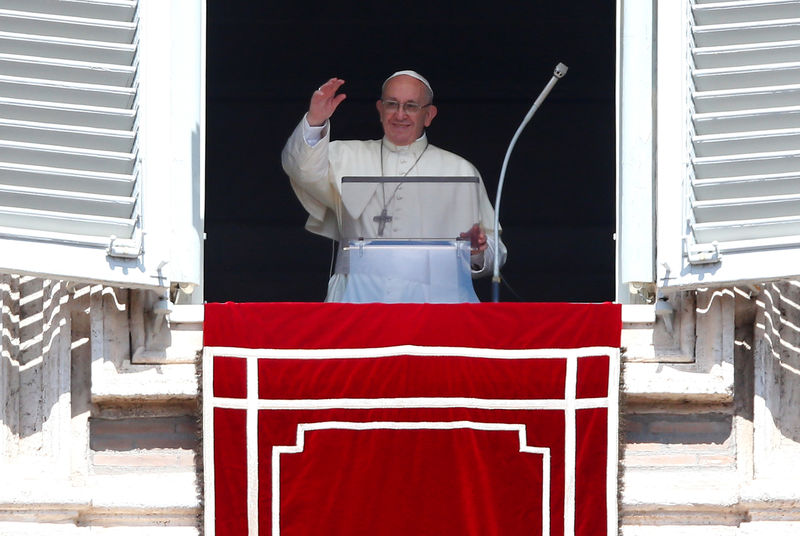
[492,62,569,302]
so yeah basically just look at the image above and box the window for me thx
[0,0,203,292]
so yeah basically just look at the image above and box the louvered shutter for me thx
[0,0,203,290]
[658,0,800,288]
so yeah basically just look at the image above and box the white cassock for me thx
[281,115,507,302]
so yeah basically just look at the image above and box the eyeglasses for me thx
[381,99,431,115]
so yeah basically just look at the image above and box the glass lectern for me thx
[338,176,481,303]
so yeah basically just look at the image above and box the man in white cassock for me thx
[281,70,506,302]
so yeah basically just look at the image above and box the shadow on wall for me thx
[0,275,73,440]
[756,281,800,445]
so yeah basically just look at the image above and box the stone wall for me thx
[621,285,800,535]
[0,275,200,535]
[2,276,800,534]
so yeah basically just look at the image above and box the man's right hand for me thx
[307,78,347,127]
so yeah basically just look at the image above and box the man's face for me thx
[376,75,438,146]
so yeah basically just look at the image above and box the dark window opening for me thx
[205,3,616,303]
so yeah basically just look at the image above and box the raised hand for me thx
[307,78,347,127]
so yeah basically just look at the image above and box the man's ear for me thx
[376,100,383,116]
[424,105,438,127]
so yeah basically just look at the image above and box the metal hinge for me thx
[687,241,721,265]
[107,234,142,259]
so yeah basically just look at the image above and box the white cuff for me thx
[471,234,507,278]
[302,114,327,147]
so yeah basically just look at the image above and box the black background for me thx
[205,2,616,303]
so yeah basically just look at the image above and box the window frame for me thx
[618,0,800,297]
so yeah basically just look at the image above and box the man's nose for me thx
[394,105,408,119]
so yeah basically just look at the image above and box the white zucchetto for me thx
[382,70,434,99]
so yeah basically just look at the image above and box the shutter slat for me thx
[694,40,800,69]
[0,183,134,218]
[693,215,800,242]
[693,19,800,47]
[0,140,135,174]
[0,75,135,108]
[0,205,134,237]
[693,128,800,156]
[0,53,136,87]
[693,151,800,179]
[0,31,136,65]
[694,172,800,200]
[694,1,800,25]
[0,97,135,130]
[0,10,136,43]
[0,118,135,152]
[0,0,136,22]
[694,84,800,112]
[694,106,800,135]
[693,62,800,91]
[693,193,800,221]
[688,1,800,249]
[0,161,134,196]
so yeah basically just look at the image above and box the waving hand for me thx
[307,78,347,127]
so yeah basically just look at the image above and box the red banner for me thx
[203,302,621,536]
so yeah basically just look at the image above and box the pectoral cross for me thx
[373,208,392,237]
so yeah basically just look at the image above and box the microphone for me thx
[492,62,569,302]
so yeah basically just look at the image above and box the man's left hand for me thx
[460,224,487,256]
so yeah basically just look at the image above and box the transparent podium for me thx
[338,176,481,303]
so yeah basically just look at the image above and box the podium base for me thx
[339,239,478,303]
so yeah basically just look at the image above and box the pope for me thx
[281,70,506,301]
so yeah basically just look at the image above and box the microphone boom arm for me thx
[492,62,568,302]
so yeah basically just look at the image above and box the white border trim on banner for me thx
[246,355,259,535]
[203,345,621,536]
[203,347,216,536]
[205,345,616,360]
[211,397,610,410]
[606,345,621,536]
[272,421,551,536]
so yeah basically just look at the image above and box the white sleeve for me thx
[281,115,336,222]
[302,114,328,147]
[470,234,507,279]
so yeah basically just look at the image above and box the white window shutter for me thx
[657,0,800,289]
[0,0,203,291]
